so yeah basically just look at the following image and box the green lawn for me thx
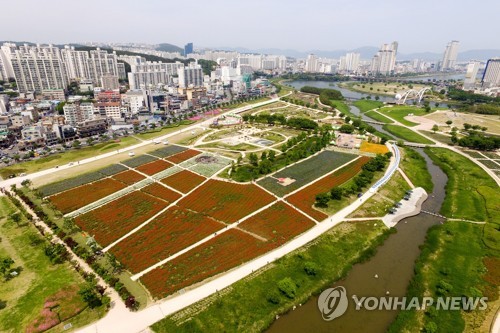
[365,110,394,124]
[330,100,351,116]
[135,121,195,140]
[0,136,140,179]
[399,147,433,192]
[388,221,498,333]
[151,221,391,333]
[378,106,429,127]
[353,100,384,112]
[425,148,500,250]
[383,125,434,144]
[419,131,455,145]
[0,197,106,332]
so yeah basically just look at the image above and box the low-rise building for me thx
[76,118,107,138]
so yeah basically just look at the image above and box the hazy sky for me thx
[2,0,499,53]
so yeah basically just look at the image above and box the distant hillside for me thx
[156,43,183,53]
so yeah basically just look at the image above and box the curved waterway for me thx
[267,148,448,333]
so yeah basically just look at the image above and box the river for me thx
[267,148,447,333]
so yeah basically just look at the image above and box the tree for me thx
[79,283,103,308]
[72,140,81,149]
[431,124,439,133]
[277,277,297,299]
[315,193,330,208]
[11,213,21,227]
[330,187,343,200]
[248,153,258,166]
[260,151,267,161]
[268,150,276,162]
[445,120,452,126]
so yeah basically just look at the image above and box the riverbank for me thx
[382,187,427,228]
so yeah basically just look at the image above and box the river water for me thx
[267,82,449,332]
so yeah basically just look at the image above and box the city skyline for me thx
[1,0,499,54]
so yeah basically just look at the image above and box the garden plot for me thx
[179,153,232,177]
[258,151,357,196]
[149,145,188,158]
[121,154,158,168]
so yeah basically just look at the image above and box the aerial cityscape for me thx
[0,1,498,333]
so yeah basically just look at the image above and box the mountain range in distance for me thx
[1,40,498,61]
[217,46,500,62]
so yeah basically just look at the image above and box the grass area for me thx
[399,147,433,192]
[353,100,384,112]
[349,171,411,218]
[388,221,499,333]
[378,106,429,127]
[425,147,500,250]
[135,121,195,141]
[260,131,286,144]
[420,130,455,145]
[0,136,139,179]
[203,129,240,142]
[383,125,434,144]
[257,151,357,196]
[151,221,392,333]
[347,81,430,96]
[330,100,350,115]
[364,110,394,124]
[0,197,106,332]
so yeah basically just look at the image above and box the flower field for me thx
[112,170,146,185]
[166,149,201,164]
[149,145,187,158]
[160,170,206,193]
[111,206,223,273]
[359,141,389,154]
[135,160,173,176]
[75,191,166,246]
[239,202,315,245]
[121,154,158,168]
[38,164,127,197]
[286,156,371,221]
[140,229,273,299]
[257,151,357,196]
[49,178,126,214]
[178,180,275,223]
[141,183,182,203]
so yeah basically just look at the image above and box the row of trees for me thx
[315,154,390,207]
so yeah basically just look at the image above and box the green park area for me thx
[378,106,430,126]
[0,197,106,332]
[383,125,434,144]
[353,100,384,112]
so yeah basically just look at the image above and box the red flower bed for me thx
[239,202,315,245]
[111,206,223,273]
[165,149,201,164]
[286,156,371,221]
[112,170,146,185]
[178,180,275,223]
[140,229,273,299]
[50,178,126,214]
[136,160,173,175]
[75,191,166,246]
[160,170,206,193]
[141,183,182,203]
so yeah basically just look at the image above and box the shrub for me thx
[304,262,318,276]
[267,291,281,304]
[278,277,297,299]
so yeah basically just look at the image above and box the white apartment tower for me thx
[481,58,500,88]
[339,53,360,74]
[178,63,203,88]
[10,46,69,93]
[305,54,319,73]
[441,40,459,71]
[463,61,480,89]
[371,42,398,75]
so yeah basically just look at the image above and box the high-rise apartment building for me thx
[184,43,193,56]
[127,61,183,90]
[440,40,459,71]
[463,61,480,89]
[339,52,360,74]
[371,42,398,75]
[10,46,69,93]
[481,58,500,88]
[88,49,119,83]
[178,63,203,88]
[305,54,319,73]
